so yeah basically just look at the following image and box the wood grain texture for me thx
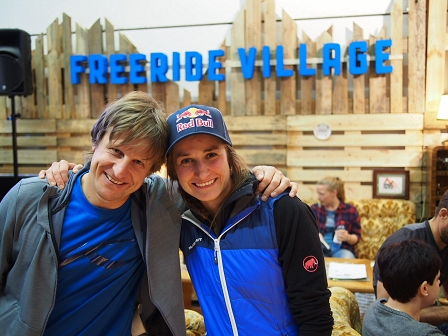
[390,0,403,113]
[62,13,75,119]
[425,0,447,112]
[75,24,91,118]
[244,0,262,115]
[315,31,332,114]
[47,18,63,119]
[263,0,277,115]
[230,9,246,116]
[280,9,297,115]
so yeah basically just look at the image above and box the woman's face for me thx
[316,184,336,208]
[172,133,233,215]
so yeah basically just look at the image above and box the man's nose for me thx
[114,158,131,177]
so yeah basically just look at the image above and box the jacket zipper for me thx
[183,207,256,336]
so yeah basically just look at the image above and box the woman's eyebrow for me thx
[176,145,221,157]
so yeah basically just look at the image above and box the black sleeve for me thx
[274,196,333,336]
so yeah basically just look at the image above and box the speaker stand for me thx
[8,95,20,183]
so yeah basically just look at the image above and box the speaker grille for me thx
[0,54,23,94]
[0,29,33,96]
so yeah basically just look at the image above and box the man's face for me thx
[82,130,154,209]
[440,214,448,247]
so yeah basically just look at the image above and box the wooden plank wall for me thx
[0,116,284,174]
[287,114,425,216]
[1,0,448,220]
[0,119,95,175]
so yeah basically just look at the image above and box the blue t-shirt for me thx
[44,173,145,336]
[323,210,341,254]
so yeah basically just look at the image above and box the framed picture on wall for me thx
[373,169,410,200]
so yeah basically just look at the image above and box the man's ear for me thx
[439,207,448,219]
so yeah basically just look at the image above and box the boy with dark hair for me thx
[363,239,443,335]
[374,190,448,333]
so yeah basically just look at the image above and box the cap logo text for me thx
[177,118,214,133]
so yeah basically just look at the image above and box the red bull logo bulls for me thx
[176,107,214,133]
[176,107,211,122]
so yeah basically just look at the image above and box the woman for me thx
[166,105,333,336]
[311,176,361,259]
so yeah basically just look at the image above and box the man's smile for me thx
[106,173,125,185]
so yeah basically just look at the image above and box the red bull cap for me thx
[166,104,232,154]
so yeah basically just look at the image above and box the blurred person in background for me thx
[311,176,361,258]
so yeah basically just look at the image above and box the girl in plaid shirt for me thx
[311,176,361,258]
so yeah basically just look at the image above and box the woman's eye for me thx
[180,158,192,165]
[207,152,217,158]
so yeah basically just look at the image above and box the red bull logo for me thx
[176,107,211,122]
[176,118,214,133]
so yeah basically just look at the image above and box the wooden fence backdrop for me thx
[0,0,447,219]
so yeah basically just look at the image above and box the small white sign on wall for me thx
[313,123,332,140]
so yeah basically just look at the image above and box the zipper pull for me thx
[214,239,219,264]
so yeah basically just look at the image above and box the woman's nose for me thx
[195,161,209,179]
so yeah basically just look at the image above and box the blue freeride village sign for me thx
[70,39,393,85]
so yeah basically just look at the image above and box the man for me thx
[0,91,297,336]
[374,190,448,332]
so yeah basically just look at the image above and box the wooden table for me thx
[182,270,202,313]
[181,270,193,309]
[325,257,374,294]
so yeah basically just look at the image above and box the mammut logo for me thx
[303,256,318,272]
[188,237,203,250]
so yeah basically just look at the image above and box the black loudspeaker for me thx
[0,29,33,96]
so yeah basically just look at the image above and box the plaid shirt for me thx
[311,201,361,256]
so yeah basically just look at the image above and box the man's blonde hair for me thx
[86,91,168,175]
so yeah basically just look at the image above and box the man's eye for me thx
[110,148,121,155]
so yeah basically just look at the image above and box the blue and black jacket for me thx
[180,177,333,336]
